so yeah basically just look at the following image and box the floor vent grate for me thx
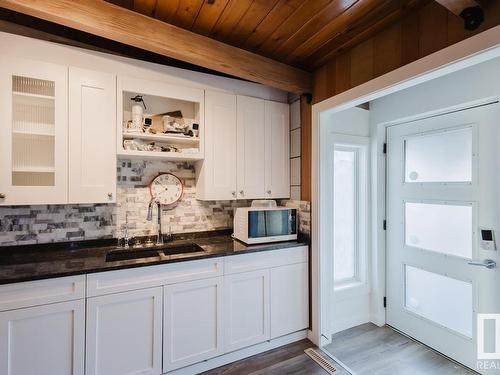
[304,347,337,374]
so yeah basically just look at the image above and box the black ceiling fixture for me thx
[460,6,484,31]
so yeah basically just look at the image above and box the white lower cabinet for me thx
[86,287,163,375]
[270,263,309,338]
[0,299,85,375]
[0,247,308,375]
[224,269,270,352]
[163,276,224,372]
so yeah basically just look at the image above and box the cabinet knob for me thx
[231,191,236,197]
[239,190,244,196]
[107,192,113,199]
[0,193,5,199]
[267,190,272,195]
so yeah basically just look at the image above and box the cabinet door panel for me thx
[86,287,162,375]
[0,299,85,375]
[270,263,308,338]
[224,269,270,352]
[265,101,290,199]
[237,95,266,199]
[69,67,116,203]
[163,277,224,372]
[198,91,237,200]
[0,57,67,205]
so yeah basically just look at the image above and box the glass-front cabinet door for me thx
[0,57,68,205]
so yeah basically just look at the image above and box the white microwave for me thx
[233,206,297,244]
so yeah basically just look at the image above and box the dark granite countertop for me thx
[0,230,309,285]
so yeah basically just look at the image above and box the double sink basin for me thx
[105,243,205,262]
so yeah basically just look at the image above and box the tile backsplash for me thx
[0,160,310,246]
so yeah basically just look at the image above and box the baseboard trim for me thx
[167,330,308,374]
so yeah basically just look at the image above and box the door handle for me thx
[467,259,497,269]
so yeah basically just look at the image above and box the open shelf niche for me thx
[117,77,204,161]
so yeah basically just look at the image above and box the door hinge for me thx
[383,220,387,230]
[383,297,387,308]
[383,143,387,154]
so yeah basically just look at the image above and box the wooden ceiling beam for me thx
[0,0,312,93]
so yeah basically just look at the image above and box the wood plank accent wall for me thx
[312,1,500,104]
[300,1,500,202]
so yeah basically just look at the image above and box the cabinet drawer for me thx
[87,258,223,297]
[0,275,85,311]
[224,246,308,275]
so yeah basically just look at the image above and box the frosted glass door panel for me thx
[11,76,55,186]
[405,266,472,338]
[405,202,472,258]
[333,149,356,282]
[404,127,472,183]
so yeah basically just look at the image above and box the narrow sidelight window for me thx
[333,141,368,288]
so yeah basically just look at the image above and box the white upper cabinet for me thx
[0,57,68,205]
[265,101,290,199]
[196,91,237,200]
[198,93,290,201]
[236,95,266,199]
[69,67,116,204]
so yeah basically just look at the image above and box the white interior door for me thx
[387,103,500,371]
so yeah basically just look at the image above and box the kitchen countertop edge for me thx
[0,234,309,285]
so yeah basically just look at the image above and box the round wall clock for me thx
[149,173,183,205]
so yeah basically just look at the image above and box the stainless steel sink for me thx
[106,248,161,262]
[105,243,205,262]
[162,243,205,255]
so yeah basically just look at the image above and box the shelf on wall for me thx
[13,91,55,100]
[122,132,200,145]
[12,166,55,173]
[117,150,203,161]
[13,130,55,137]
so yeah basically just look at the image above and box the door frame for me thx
[310,25,500,347]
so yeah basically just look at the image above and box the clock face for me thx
[149,173,183,205]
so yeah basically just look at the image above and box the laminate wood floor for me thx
[324,323,478,375]
[202,339,347,375]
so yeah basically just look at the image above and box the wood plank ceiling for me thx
[106,0,430,71]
